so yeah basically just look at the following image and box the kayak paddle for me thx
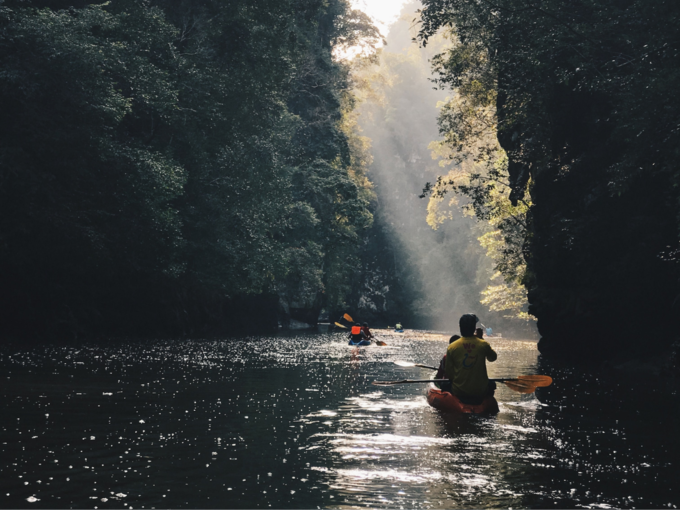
[372,376,552,393]
[394,361,437,370]
[334,322,347,329]
[393,361,552,388]
[373,379,450,385]
[343,313,355,322]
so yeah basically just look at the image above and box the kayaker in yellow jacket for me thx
[445,314,497,401]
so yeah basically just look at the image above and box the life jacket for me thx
[351,325,362,335]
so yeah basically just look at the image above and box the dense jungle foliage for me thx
[418,0,680,358]
[0,0,381,338]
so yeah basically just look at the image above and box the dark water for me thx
[1,330,678,509]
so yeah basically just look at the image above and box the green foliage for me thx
[273,0,377,315]
[417,0,680,350]
[418,0,680,211]
[0,4,186,277]
[418,22,532,322]
[0,0,379,338]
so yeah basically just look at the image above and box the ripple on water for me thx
[1,331,678,509]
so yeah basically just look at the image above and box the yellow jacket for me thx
[445,336,497,398]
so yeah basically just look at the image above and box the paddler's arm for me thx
[486,343,498,362]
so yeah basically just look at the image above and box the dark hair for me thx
[459,314,478,337]
[449,334,461,344]
[363,322,368,327]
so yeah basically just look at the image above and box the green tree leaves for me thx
[0,0,378,337]
[417,0,680,350]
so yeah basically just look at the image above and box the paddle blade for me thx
[502,380,537,394]
[376,341,387,346]
[394,361,417,367]
[334,322,347,329]
[517,375,553,387]
[343,313,354,322]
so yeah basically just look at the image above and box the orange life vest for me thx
[351,325,362,335]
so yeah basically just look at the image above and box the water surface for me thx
[1,330,678,508]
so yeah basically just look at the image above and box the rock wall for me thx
[500,86,680,360]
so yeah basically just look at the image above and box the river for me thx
[1,329,678,508]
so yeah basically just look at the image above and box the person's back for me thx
[445,314,497,399]
[348,323,367,343]
[435,335,460,392]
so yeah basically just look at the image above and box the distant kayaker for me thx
[445,314,498,402]
[435,334,460,392]
[486,326,493,337]
[361,322,374,339]
[395,322,403,330]
[348,323,367,343]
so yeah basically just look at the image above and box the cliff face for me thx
[500,86,680,359]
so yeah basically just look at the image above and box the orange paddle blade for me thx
[517,375,553,387]
[502,380,537,394]
[376,340,387,346]
[343,313,354,322]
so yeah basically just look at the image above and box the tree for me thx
[417,0,680,357]
[0,0,380,338]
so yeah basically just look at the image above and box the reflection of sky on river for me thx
[1,329,678,508]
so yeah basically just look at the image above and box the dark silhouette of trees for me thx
[0,0,379,339]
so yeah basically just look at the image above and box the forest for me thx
[1,0,679,361]
[0,0,381,338]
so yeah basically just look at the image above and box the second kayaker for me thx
[348,323,368,343]
[435,334,460,392]
[361,322,374,339]
[444,314,498,403]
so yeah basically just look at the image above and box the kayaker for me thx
[435,334,460,392]
[445,314,498,402]
[395,322,403,330]
[361,322,374,339]
[348,323,367,343]
[475,327,484,339]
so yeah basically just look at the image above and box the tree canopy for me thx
[0,0,380,338]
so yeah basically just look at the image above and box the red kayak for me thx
[426,386,499,414]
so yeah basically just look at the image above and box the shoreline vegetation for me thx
[0,0,380,340]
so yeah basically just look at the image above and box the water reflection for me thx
[0,331,678,508]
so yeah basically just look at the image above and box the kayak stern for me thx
[348,340,371,346]
[426,386,499,414]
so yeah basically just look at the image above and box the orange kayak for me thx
[426,386,499,414]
